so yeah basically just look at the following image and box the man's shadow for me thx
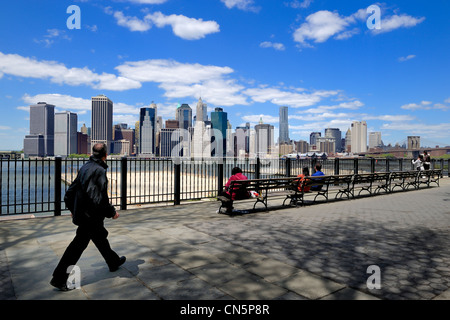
[80,259,145,286]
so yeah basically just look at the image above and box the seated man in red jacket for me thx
[219,167,250,213]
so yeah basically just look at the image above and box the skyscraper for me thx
[91,95,113,153]
[192,97,210,158]
[176,104,192,130]
[325,128,342,153]
[310,132,321,146]
[345,128,352,153]
[279,106,290,144]
[369,132,382,149]
[55,111,78,156]
[140,107,156,156]
[255,118,274,157]
[24,102,55,157]
[234,122,250,157]
[114,124,135,156]
[351,121,368,153]
[196,97,207,123]
[210,107,227,156]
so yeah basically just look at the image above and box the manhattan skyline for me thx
[1,0,449,151]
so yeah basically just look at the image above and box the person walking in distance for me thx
[50,143,126,291]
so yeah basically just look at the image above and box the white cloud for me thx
[0,52,141,91]
[113,11,152,32]
[381,122,450,140]
[398,54,416,62]
[20,93,142,128]
[21,93,140,115]
[293,8,425,47]
[116,59,233,84]
[401,100,449,111]
[241,114,280,124]
[293,10,350,46]
[34,29,72,47]
[159,79,247,106]
[107,9,220,40]
[374,14,425,34]
[22,94,90,112]
[147,12,220,40]
[304,100,364,113]
[286,0,314,9]
[365,114,415,122]
[243,86,338,108]
[401,101,432,110]
[220,0,260,12]
[116,59,247,106]
[260,41,286,51]
[445,98,450,104]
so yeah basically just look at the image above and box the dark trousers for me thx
[52,222,120,282]
[220,191,234,212]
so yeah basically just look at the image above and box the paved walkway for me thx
[1,178,450,301]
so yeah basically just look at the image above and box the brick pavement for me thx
[191,180,450,300]
[0,178,449,301]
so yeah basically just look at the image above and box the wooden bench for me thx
[289,174,354,206]
[389,171,419,191]
[416,169,441,188]
[351,172,391,197]
[217,177,300,213]
[217,170,442,214]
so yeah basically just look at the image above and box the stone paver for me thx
[0,178,449,301]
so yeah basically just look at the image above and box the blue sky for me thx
[0,0,449,151]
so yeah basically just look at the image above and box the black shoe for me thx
[50,278,73,292]
[109,256,126,272]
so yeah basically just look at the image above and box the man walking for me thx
[50,143,126,291]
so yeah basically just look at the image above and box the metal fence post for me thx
[448,159,450,177]
[285,158,291,177]
[312,158,317,173]
[334,157,340,175]
[399,159,403,172]
[370,158,375,173]
[174,162,181,205]
[120,157,127,211]
[218,158,224,196]
[54,157,62,216]
[386,159,390,172]
[354,158,359,174]
[255,157,261,180]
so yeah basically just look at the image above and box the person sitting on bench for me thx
[310,163,325,191]
[220,167,250,213]
[297,167,311,192]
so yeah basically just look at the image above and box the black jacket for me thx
[64,156,116,225]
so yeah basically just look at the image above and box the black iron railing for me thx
[0,157,448,216]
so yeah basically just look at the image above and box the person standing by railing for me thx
[412,155,424,171]
[50,143,126,291]
[423,151,431,171]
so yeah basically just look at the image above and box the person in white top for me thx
[412,155,424,171]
